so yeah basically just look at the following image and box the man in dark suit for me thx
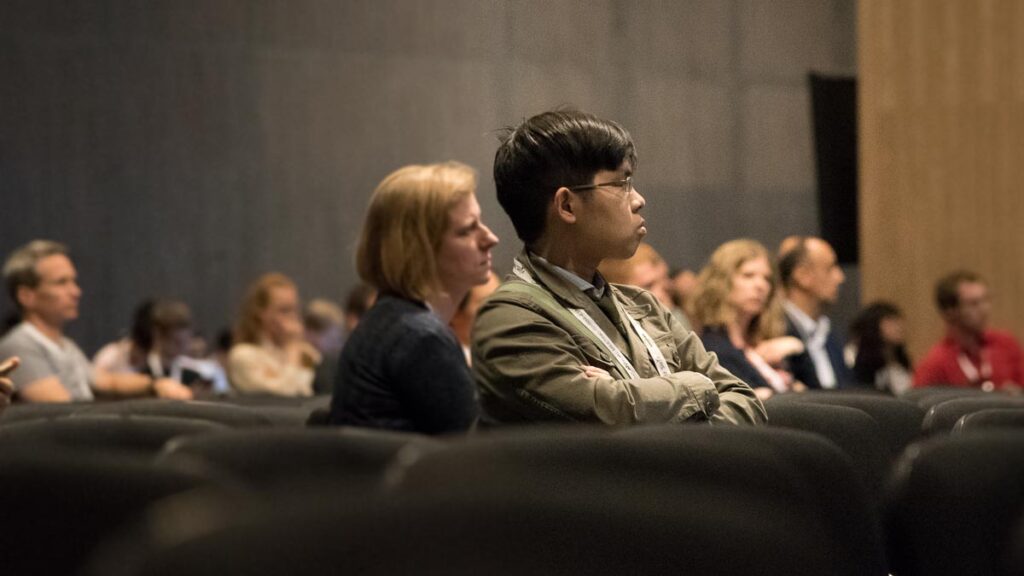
[777,236,853,389]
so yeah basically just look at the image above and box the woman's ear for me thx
[552,187,577,224]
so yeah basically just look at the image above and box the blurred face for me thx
[156,327,194,360]
[879,315,905,345]
[260,285,303,346]
[671,269,698,303]
[436,194,500,297]
[632,260,673,309]
[950,281,991,335]
[575,161,647,261]
[727,256,773,320]
[798,239,845,305]
[19,254,81,328]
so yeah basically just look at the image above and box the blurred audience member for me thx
[228,273,319,397]
[0,240,192,402]
[343,283,377,335]
[669,267,699,324]
[847,301,912,395]
[304,298,344,395]
[777,236,854,389]
[450,270,501,364]
[0,356,18,413]
[94,299,225,397]
[914,270,1023,391]
[599,242,693,331]
[330,161,497,434]
[691,239,805,401]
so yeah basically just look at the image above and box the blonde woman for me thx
[329,162,499,434]
[228,273,320,397]
[691,239,805,400]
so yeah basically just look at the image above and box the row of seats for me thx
[1,389,1022,575]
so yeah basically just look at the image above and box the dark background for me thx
[0,0,857,353]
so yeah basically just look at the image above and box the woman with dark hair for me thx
[93,299,201,399]
[329,161,499,434]
[847,301,912,394]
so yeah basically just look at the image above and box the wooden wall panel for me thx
[859,0,1024,361]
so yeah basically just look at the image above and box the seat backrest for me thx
[107,425,878,576]
[0,401,82,424]
[953,408,1024,434]
[391,425,887,576]
[901,386,994,410]
[78,399,274,427]
[0,414,225,456]
[771,391,925,459]
[764,398,889,498]
[886,432,1024,576]
[158,426,442,490]
[921,396,1024,435]
[0,449,214,576]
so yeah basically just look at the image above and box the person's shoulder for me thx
[986,329,1024,348]
[0,323,35,354]
[608,283,662,314]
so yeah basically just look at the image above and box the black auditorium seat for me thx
[886,432,1024,576]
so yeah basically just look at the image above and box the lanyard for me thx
[957,350,993,388]
[512,258,672,379]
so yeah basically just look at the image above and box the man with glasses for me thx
[471,109,765,425]
[913,270,1024,390]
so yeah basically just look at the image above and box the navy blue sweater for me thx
[329,293,478,434]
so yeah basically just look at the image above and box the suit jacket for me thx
[698,327,772,390]
[784,315,854,390]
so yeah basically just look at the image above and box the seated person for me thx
[94,299,228,397]
[227,273,319,397]
[914,270,1023,391]
[690,239,806,401]
[0,240,192,402]
[472,109,765,426]
[328,161,498,434]
[303,298,344,395]
[599,242,693,331]
[342,283,377,336]
[0,356,18,414]
[449,270,501,365]
[777,236,854,389]
[847,301,912,395]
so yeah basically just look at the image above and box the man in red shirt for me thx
[913,270,1024,391]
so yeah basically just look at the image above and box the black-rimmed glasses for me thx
[568,176,633,195]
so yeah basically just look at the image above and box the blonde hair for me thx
[598,242,664,285]
[356,162,476,302]
[234,273,297,344]
[690,239,785,344]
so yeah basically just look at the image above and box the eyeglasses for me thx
[568,176,633,195]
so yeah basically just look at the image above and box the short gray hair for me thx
[3,240,69,306]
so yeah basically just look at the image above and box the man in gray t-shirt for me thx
[1,240,193,402]
[0,322,93,401]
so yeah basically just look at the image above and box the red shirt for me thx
[913,329,1024,389]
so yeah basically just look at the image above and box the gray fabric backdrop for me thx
[0,0,857,353]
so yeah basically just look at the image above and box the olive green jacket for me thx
[471,250,767,426]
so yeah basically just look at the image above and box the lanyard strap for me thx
[512,257,672,379]
[957,351,992,385]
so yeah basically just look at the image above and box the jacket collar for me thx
[516,248,606,311]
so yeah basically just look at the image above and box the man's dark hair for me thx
[493,109,637,245]
[777,236,810,289]
[935,270,983,311]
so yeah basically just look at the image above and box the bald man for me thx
[776,236,854,389]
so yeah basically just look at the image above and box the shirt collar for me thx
[784,300,830,338]
[528,251,607,301]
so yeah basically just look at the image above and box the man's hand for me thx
[582,365,611,379]
[754,336,806,366]
[153,378,194,400]
[0,356,19,411]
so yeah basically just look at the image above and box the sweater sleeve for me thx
[390,326,478,434]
